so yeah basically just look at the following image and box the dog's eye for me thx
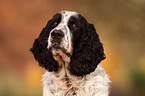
[72,24,77,29]
[53,22,58,26]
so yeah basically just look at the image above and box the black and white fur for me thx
[30,10,110,96]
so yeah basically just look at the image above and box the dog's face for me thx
[47,11,78,56]
[30,10,106,76]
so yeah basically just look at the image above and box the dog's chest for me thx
[42,70,85,96]
[53,68,83,95]
[42,66,110,96]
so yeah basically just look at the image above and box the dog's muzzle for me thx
[51,29,64,48]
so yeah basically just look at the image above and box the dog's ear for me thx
[70,16,106,76]
[30,21,59,72]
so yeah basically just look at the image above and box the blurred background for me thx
[0,0,145,96]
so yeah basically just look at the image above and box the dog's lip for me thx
[53,42,59,45]
[52,42,61,48]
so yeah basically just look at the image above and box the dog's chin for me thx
[50,43,71,56]
[51,43,65,51]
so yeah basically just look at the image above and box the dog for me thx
[30,10,110,96]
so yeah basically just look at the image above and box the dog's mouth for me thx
[51,39,62,49]
[51,41,71,56]
[52,42,61,49]
[49,38,72,57]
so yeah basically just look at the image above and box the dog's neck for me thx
[50,49,83,95]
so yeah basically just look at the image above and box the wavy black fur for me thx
[30,13,62,72]
[30,24,59,72]
[69,15,106,76]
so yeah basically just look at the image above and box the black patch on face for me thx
[68,16,82,48]
[45,13,62,30]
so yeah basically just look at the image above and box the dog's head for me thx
[30,10,106,76]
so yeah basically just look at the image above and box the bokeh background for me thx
[0,0,145,96]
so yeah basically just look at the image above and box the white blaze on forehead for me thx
[54,10,78,30]
[56,11,78,54]
[50,10,78,33]
[59,10,78,23]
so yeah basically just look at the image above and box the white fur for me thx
[42,65,111,96]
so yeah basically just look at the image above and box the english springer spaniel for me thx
[30,10,110,96]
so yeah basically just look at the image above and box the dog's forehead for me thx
[59,10,78,22]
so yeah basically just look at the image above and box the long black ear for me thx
[70,17,106,76]
[30,25,59,72]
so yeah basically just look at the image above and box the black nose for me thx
[51,30,64,39]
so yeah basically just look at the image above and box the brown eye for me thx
[53,22,58,26]
[72,24,77,29]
